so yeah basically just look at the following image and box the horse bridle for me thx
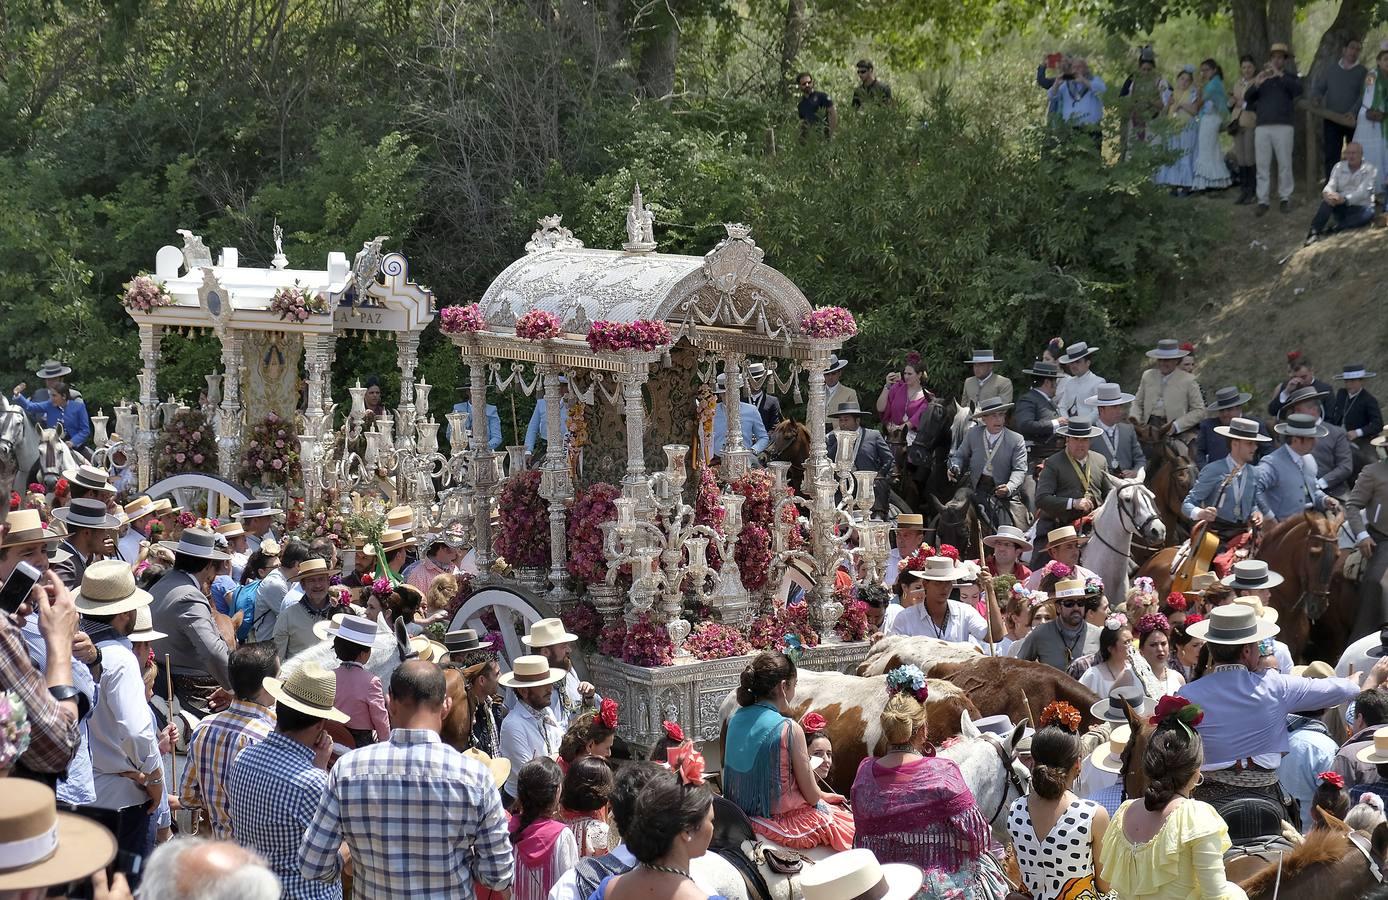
[1087,483,1164,557]
[1296,515,1338,616]
[979,732,1030,825]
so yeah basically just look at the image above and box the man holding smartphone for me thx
[0,515,83,782]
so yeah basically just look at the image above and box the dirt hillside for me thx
[1121,196,1388,400]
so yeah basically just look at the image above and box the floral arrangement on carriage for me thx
[514,309,563,341]
[289,491,351,546]
[238,412,300,490]
[585,319,672,354]
[153,409,218,481]
[494,468,550,567]
[799,306,857,340]
[268,282,331,322]
[437,303,486,335]
[121,274,175,313]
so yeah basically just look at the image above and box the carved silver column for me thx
[720,352,751,482]
[539,365,573,608]
[136,324,162,491]
[803,354,832,496]
[465,351,497,579]
[216,331,244,483]
[395,331,420,445]
[617,371,653,511]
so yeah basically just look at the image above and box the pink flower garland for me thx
[735,523,772,591]
[747,604,820,652]
[835,599,870,642]
[561,600,603,644]
[586,319,672,353]
[686,621,752,661]
[493,470,550,566]
[800,306,858,340]
[566,482,619,583]
[438,303,486,334]
[515,309,562,341]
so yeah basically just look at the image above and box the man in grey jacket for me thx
[1088,383,1146,479]
[1283,385,1354,498]
[949,397,1028,528]
[148,529,232,714]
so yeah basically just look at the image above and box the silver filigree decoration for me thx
[525,215,584,254]
[351,235,390,306]
[176,229,214,271]
[622,183,657,253]
[568,302,592,334]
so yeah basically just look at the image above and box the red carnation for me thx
[801,712,828,735]
[662,720,685,742]
[1163,591,1188,612]
[9,491,20,511]
[1317,771,1345,790]
[1183,613,1203,627]
[598,698,619,730]
[937,544,960,562]
[1180,341,1195,352]
[1151,695,1204,729]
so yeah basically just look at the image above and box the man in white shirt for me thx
[506,618,597,729]
[1055,341,1105,423]
[884,514,927,586]
[1305,141,1378,245]
[497,655,565,801]
[233,499,281,555]
[79,560,168,885]
[117,495,157,564]
[887,556,1003,646]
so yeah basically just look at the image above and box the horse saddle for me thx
[1211,793,1291,847]
[1345,547,1367,584]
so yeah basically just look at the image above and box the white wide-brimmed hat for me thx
[1091,686,1155,723]
[497,655,565,689]
[0,781,116,891]
[1146,339,1189,360]
[1358,728,1388,765]
[233,498,282,519]
[965,349,1002,365]
[522,617,579,648]
[983,525,1033,552]
[1186,604,1279,645]
[61,464,114,495]
[1232,595,1279,625]
[1089,724,1132,774]
[1086,383,1135,407]
[1059,341,1099,364]
[1275,413,1329,439]
[51,498,120,531]
[800,848,923,900]
[73,559,154,616]
[264,661,350,723]
[128,605,167,643]
[1336,363,1377,381]
[1213,417,1273,443]
[321,613,378,648]
[908,556,969,583]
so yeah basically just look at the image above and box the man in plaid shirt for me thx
[299,660,513,899]
[180,642,279,838]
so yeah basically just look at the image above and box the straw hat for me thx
[0,510,54,549]
[1091,686,1155,723]
[215,521,246,540]
[1186,604,1279,645]
[983,525,1033,552]
[908,556,969,583]
[122,495,157,524]
[464,748,512,789]
[50,498,120,531]
[1232,595,1279,625]
[233,499,282,520]
[321,614,378,649]
[1292,660,1335,679]
[361,530,412,556]
[1222,560,1284,591]
[386,506,415,534]
[128,605,167,643]
[149,498,174,515]
[1358,728,1388,765]
[263,662,350,723]
[1089,724,1132,774]
[892,513,926,531]
[1051,578,1088,600]
[0,781,116,891]
[408,635,450,662]
[61,464,114,495]
[1182,571,1220,601]
[74,560,154,616]
[799,848,923,900]
[522,617,579,648]
[1046,525,1088,547]
[497,655,565,689]
[291,557,331,583]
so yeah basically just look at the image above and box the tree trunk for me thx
[1231,0,1269,63]
[779,0,808,90]
[1267,0,1296,49]
[1308,0,1373,84]
[636,4,679,103]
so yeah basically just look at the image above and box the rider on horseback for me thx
[1181,417,1272,547]
[1034,418,1118,557]
[947,398,1028,531]
[1179,606,1388,842]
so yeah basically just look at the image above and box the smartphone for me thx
[0,560,41,615]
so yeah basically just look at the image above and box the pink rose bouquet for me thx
[121,274,175,313]
[238,412,300,489]
[438,303,486,335]
[566,482,620,584]
[515,309,562,341]
[493,469,550,566]
[154,409,218,480]
[585,319,672,354]
[800,306,858,339]
[269,281,330,322]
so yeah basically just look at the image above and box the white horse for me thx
[856,634,982,676]
[1081,480,1167,605]
[0,395,40,497]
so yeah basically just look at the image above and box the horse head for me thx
[953,709,1030,836]
[768,419,807,461]
[1119,700,1153,804]
[1116,481,1167,546]
[1300,511,1341,611]
[933,483,974,550]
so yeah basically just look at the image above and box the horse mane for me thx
[1237,824,1352,895]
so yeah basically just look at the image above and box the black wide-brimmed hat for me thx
[1058,341,1099,364]
[830,401,870,418]
[1059,417,1103,439]
[1274,413,1328,439]
[34,359,72,380]
[1206,386,1252,412]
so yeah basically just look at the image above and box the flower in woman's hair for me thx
[370,577,392,598]
[1317,771,1346,790]
[801,712,828,735]
[663,721,685,742]
[1181,613,1204,628]
[1135,613,1171,639]
[904,351,922,368]
[936,544,960,562]
[1084,575,1104,595]
[1042,560,1071,579]
[1162,591,1188,612]
[885,665,929,703]
[1104,612,1128,631]
[1133,576,1155,596]
[597,698,619,730]
[667,741,706,785]
[1150,695,1204,729]
[1039,701,1082,733]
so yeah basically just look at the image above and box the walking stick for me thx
[1023,694,1038,730]
[163,654,178,794]
[977,516,997,657]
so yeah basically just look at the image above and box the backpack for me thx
[231,581,262,643]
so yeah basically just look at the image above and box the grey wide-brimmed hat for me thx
[965,349,1002,365]
[830,401,870,418]
[1146,339,1190,360]
[445,629,494,653]
[1274,413,1328,439]
[1023,360,1062,379]
[1086,383,1134,407]
[34,359,73,379]
[1282,385,1330,408]
[1090,685,1155,723]
[1186,604,1280,645]
[233,498,284,519]
[51,498,120,531]
[1336,364,1377,380]
[1206,386,1252,412]
[826,354,848,374]
[1222,559,1284,590]
[971,396,1014,418]
[62,465,115,495]
[1059,417,1103,439]
[158,528,231,561]
[1058,341,1099,364]
[1213,417,1272,443]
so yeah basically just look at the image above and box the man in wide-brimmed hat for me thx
[497,654,570,799]
[1347,432,1388,640]
[273,556,339,661]
[1034,417,1118,555]
[746,361,783,433]
[251,538,311,643]
[147,529,235,714]
[884,513,927,586]
[1013,359,1066,461]
[1195,386,1270,469]
[403,526,466,594]
[1179,605,1388,826]
[1327,363,1382,469]
[1012,576,1101,671]
[49,497,120,591]
[948,396,1028,529]
[1182,416,1273,542]
[1087,383,1145,479]
[116,495,157,565]
[886,556,1003,644]
[1332,663,1388,787]
[1055,341,1105,423]
[11,375,92,451]
[62,463,116,504]
[1261,413,1340,520]
[961,349,1012,407]
[983,525,1033,580]
[508,617,598,730]
[1022,527,1098,591]
[524,374,571,456]
[77,559,165,881]
[710,370,770,460]
[823,354,858,422]
[229,659,349,897]
[825,400,894,518]
[1282,384,1354,498]
[232,498,282,555]
[1130,339,1205,434]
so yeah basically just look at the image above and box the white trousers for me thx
[1254,124,1295,204]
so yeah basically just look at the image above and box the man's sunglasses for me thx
[1057,599,1085,609]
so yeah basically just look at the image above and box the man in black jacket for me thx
[1246,43,1302,215]
[1329,363,1384,478]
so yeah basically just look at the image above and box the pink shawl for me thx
[850,755,991,873]
[884,382,930,430]
[510,815,570,872]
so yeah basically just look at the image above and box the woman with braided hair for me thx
[1099,697,1247,899]
[1007,701,1110,899]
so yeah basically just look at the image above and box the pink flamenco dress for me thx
[485,815,579,900]
[723,701,855,851]
[851,755,1009,900]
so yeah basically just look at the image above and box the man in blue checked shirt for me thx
[299,660,513,899]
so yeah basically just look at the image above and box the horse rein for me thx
[979,732,1029,825]
[1087,483,1164,557]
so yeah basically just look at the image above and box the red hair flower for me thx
[1317,771,1345,790]
[1136,613,1171,639]
[598,698,619,730]
[662,720,685,742]
[8,492,19,511]
[1039,701,1082,733]
[1287,349,1303,362]
[1182,613,1204,627]
[904,351,922,368]
[1163,591,1188,612]
[1180,341,1195,353]
[26,482,43,495]
[53,478,69,497]
[801,712,828,735]
[1151,695,1205,729]
[667,741,706,786]
[936,544,960,562]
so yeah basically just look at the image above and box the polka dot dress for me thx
[1006,795,1101,900]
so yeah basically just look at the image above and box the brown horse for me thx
[1142,435,1197,551]
[1260,512,1349,662]
[768,419,810,493]
[1238,816,1388,899]
[440,665,478,753]
[931,656,1104,733]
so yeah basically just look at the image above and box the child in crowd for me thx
[505,758,577,900]
[326,614,390,746]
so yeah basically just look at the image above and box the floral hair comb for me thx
[885,665,929,703]
[801,712,828,734]
[1317,771,1345,790]
[598,698,619,730]
[1039,701,1081,733]
[1104,612,1128,631]
[1151,696,1204,736]
[667,741,706,786]
[662,720,685,742]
